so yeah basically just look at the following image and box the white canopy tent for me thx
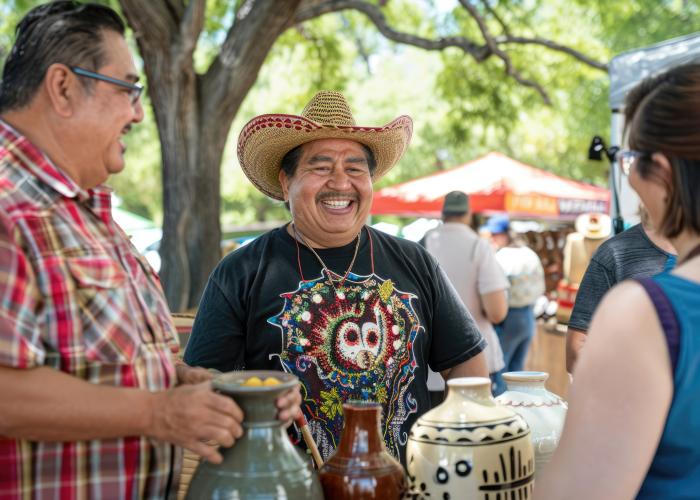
[608,32,700,231]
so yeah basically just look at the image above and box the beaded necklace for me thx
[291,222,375,297]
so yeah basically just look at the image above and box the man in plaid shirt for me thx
[0,3,301,499]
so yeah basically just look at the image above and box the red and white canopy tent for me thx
[371,152,610,220]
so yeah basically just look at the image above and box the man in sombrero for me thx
[184,91,488,464]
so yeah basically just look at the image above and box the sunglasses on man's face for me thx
[614,149,647,176]
[70,66,143,105]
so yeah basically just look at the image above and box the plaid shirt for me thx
[0,120,181,499]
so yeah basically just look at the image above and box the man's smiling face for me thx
[279,138,374,248]
[69,30,144,189]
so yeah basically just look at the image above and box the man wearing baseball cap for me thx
[486,214,545,394]
[424,192,509,398]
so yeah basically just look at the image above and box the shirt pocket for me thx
[65,255,139,364]
[131,251,179,349]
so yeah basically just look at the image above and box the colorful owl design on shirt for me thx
[269,270,422,460]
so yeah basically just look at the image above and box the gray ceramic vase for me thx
[185,370,324,499]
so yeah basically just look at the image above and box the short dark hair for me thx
[0,1,125,113]
[280,142,378,179]
[625,63,700,239]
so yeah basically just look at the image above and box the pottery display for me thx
[185,370,323,499]
[495,371,568,476]
[406,377,534,499]
[319,402,406,499]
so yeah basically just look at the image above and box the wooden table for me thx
[525,321,570,399]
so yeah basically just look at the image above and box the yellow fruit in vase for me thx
[263,377,281,386]
[242,376,263,387]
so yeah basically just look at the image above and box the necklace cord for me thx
[291,223,362,292]
[294,225,306,282]
[368,227,375,275]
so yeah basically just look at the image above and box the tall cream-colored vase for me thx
[406,377,535,499]
[495,371,568,477]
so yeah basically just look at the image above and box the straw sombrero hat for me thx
[575,212,612,239]
[237,90,413,200]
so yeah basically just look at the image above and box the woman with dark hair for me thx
[537,63,700,498]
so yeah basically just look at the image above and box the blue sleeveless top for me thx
[636,272,700,499]
[663,254,678,272]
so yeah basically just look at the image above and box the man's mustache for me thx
[316,192,360,202]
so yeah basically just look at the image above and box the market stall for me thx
[371,152,610,220]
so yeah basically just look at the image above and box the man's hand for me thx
[276,384,302,426]
[147,381,244,464]
[175,360,214,385]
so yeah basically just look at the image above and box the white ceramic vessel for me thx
[406,377,535,499]
[495,371,568,477]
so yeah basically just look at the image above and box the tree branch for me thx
[172,0,206,72]
[165,0,184,20]
[293,0,608,104]
[297,0,329,11]
[120,0,203,75]
[480,0,510,37]
[120,0,178,49]
[202,0,302,128]
[293,0,488,60]
[497,36,608,71]
[458,0,551,104]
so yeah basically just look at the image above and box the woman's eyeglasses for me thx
[70,66,143,105]
[614,149,647,176]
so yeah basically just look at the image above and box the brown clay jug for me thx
[319,401,406,499]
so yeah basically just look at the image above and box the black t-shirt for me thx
[568,224,676,332]
[184,224,485,464]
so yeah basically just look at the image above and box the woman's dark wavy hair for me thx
[625,63,700,239]
[0,1,125,113]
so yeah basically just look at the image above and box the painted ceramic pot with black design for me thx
[406,377,534,499]
[495,371,567,477]
[319,401,406,499]
[185,370,323,499]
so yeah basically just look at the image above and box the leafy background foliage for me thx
[2,0,699,228]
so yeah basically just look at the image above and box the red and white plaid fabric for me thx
[0,119,181,499]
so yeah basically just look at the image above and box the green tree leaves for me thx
[3,0,699,223]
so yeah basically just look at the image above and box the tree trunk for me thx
[117,0,605,310]
[119,0,301,311]
[154,88,225,312]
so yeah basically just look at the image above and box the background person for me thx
[485,214,545,394]
[423,191,508,399]
[0,3,299,498]
[538,63,700,499]
[184,91,488,465]
[566,205,677,372]
[555,212,611,324]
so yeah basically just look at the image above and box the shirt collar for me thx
[0,118,94,201]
